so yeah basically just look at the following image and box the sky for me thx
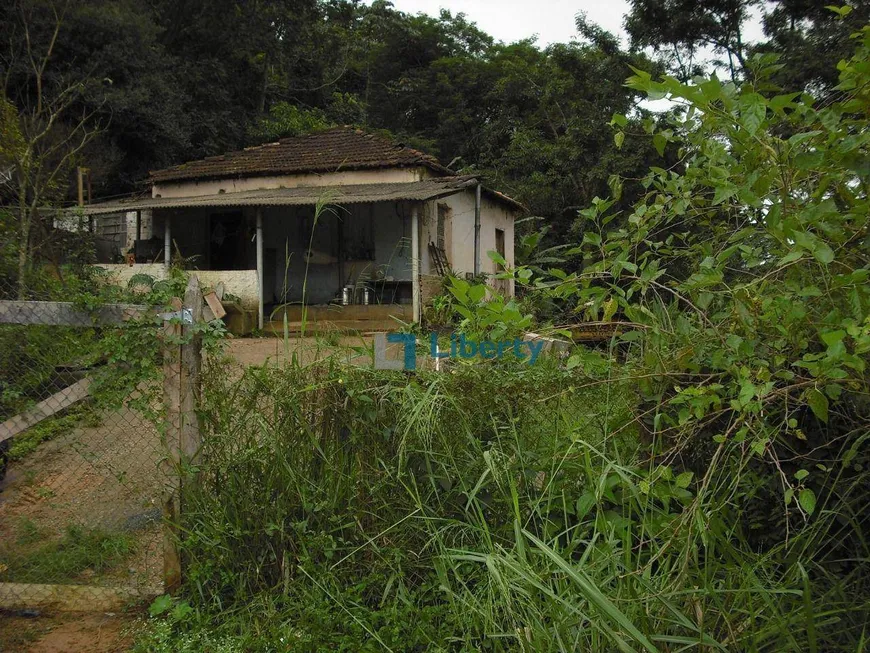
[366,0,767,49]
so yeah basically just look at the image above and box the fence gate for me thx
[0,278,202,611]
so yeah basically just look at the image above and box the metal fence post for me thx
[162,276,203,593]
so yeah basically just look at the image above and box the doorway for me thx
[494,228,508,295]
[209,212,246,270]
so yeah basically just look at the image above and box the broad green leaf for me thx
[813,241,835,264]
[806,388,829,423]
[799,488,817,515]
[739,381,756,405]
[712,184,737,205]
[467,284,487,303]
[739,93,766,135]
[653,133,667,156]
[149,594,173,617]
[486,250,507,266]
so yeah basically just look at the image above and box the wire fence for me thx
[0,273,196,611]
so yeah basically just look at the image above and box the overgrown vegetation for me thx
[133,13,870,653]
[0,263,192,462]
[1,521,133,584]
[139,354,646,651]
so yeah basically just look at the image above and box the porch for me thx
[83,179,482,332]
[157,198,418,332]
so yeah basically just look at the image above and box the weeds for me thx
[1,524,133,584]
[7,404,101,461]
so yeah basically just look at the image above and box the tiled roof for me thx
[80,176,527,215]
[149,127,453,183]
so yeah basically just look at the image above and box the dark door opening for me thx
[209,212,246,270]
[494,228,507,295]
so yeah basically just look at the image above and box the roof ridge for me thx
[148,126,454,182]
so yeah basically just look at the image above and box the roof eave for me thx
[148,160,455,186]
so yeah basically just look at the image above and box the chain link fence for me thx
[0,271,193,611]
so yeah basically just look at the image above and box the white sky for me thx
[368,0,766,49]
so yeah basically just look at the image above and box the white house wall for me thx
[96,264,260,310]
[152,167,433,199]
[422,189,515,296]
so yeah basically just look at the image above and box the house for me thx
[81,127,524,333]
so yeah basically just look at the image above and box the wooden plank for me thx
[161,277,204,594]
[180,276,203,467]
[0,301,147,326]
[0,378,92,445]
[162,295,183,594]
[0,582,154,612]
[203,291,226,319]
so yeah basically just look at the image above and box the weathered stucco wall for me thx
[96,264,260,310]
[153,167,433,199]
[421,190,516,296]
[97,263,167,287]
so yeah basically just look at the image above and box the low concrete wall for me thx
[97,265,260,311]
[97,263,167,287]
[194,270,259,310]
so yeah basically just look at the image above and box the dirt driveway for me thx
[0,610,141,652]
[223,334,375,367]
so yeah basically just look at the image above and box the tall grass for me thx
[139,347,870,652]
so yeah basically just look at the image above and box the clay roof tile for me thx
[150,127,452,183]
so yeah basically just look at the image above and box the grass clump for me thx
[1,524,133,584]
[130,346,870,652]
[7,404,101,461]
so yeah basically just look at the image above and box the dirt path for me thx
[224,334,374,367]
[0,610,141,652]
[0,404,164,595]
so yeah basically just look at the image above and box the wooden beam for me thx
[161,296,183,594]
[162,277,204,594]
[0,378,91,445]
[204,291,226,320]
[0,301,147,326]
[256,208,264,330]
[0,582,154,612]
[180,276,203,468]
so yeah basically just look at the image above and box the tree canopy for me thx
[1,0,867,246]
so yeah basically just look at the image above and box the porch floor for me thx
[265,303,412,334]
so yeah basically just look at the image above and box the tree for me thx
[0,0,101,296]
[520,17,870,582]
[625,0,870,95]
[755,1,870,95]
[625,0,756,81]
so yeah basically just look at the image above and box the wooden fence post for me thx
[162,276,203,594]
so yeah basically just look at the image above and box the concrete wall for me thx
[153,167,433,199]
[421,189,516,296]
[96,264,259,310]
[97,263,166,288]
[124,210,155,248]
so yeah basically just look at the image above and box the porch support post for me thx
[256,208,264,331]
[473,183,481,276]
[411,203,420,324]
[164,212,171,270]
